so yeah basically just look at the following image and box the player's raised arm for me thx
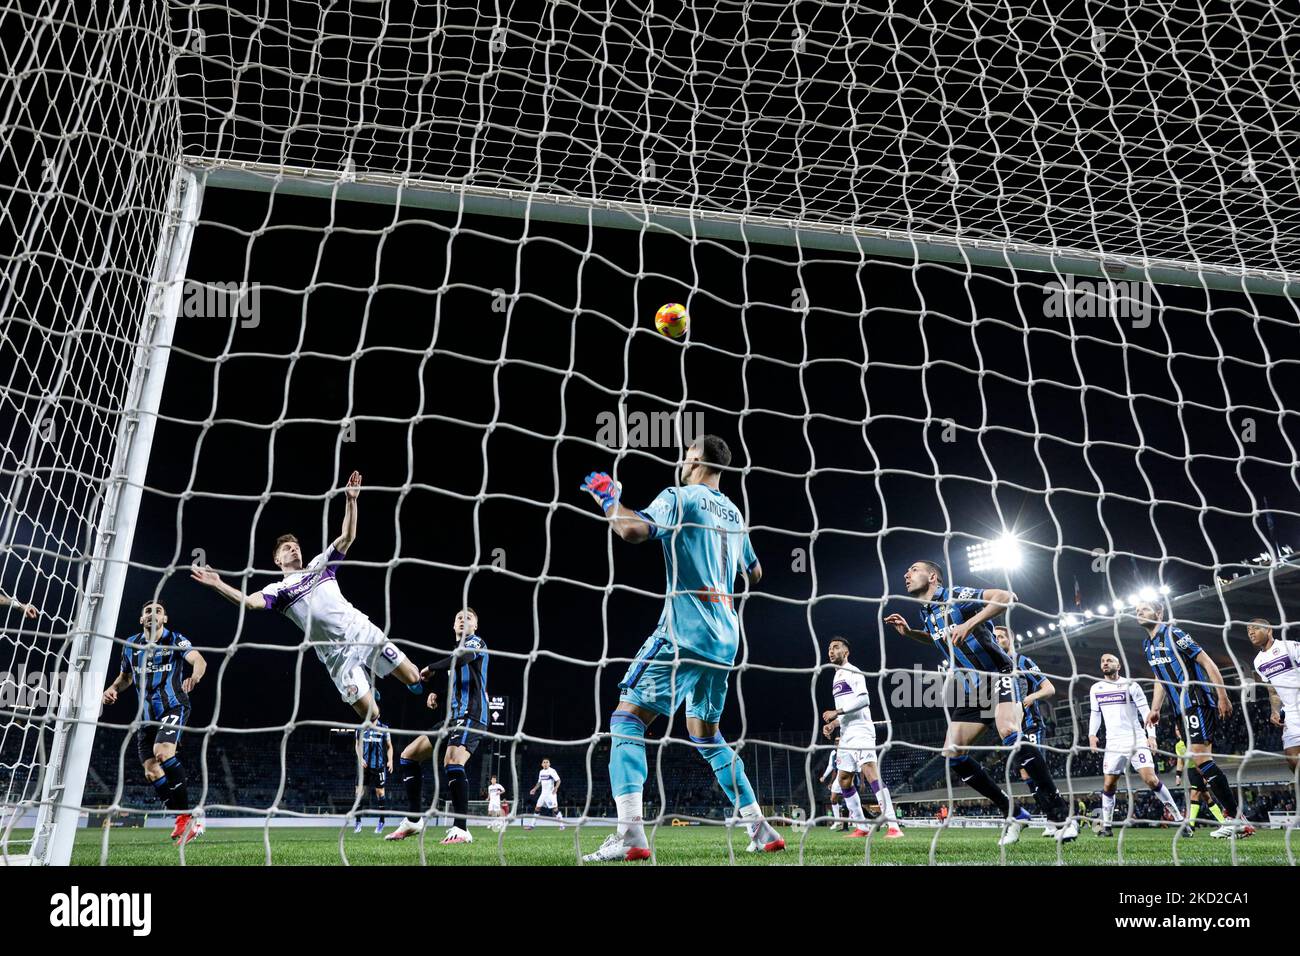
[948,587,1015,642]
[579,471,653,543]
[332,470,362,553]
[0,588,38,619]
[883,613,931,646]
[190,564,267,611]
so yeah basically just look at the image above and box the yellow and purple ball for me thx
[654,302,689,338]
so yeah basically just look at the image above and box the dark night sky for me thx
[106,185,1300,746]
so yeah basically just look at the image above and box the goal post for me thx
[29,168,203,866]
[4,1,1300,869]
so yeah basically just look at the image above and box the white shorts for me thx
[1103,746,1154,776]
[321,626,402,704]
[1282,721,1300,751]
[837,721,877,768]
[488,803,503,815]
[536,794,558,809]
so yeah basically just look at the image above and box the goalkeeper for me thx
[578,435,782,863]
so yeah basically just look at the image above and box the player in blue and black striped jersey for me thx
[995,625,1063,836]
[354,714,393,834]
[101,600,207,845]
[386,607,489,846]
[885,560,1073,844]
[1135,600,1251,835]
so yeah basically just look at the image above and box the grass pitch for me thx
[32,821,1297,866]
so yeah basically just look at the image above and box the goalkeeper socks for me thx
[609,711,648,797]
[1152,783,1182,820]
[1189,801,1202,826]
[1197,760,1238,816]
[401,757,423,820]
[1003,734,1066,822]
[840,785,865,824]
[1101,791,1116,826]
[445,764,469,830]
[948,755,1010,816]
[692,733,757,809]
[161,756,189,811]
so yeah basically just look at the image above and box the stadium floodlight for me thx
[1158,585,1171,595]
[1036,626,1046,635]
[965,534,1024,574]
[1083,610,1094,619]
[1137,587,1157,602]
[1097,605,1110,615]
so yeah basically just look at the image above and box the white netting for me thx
[2,1,1299,866]
[0,1,181,858]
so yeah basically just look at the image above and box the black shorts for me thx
[363,767,388,789]
[445,718,488,756]
[1181,702,1219,746]
[948,671,1019,726]
[135,704,189,764]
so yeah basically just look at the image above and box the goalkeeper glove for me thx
[580,472,621,513]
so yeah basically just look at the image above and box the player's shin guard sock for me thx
[1101,791,1116,826]
[445,764,469,830]
[840,786,865,824]
[869,778,897,825]
[1152,783,1181,819]
[150,775,170,809]
[161,756,189,811]
[692,733,757,810]
[1197,761,1239,817]
[401,757,423,821]
[1189,801,1202,826]
[948,756,1010,816]
[1208,801,1227,823]
[610,712,648,840]
[1004,735,1066,822]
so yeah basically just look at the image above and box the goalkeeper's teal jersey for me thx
[635,483,757,665]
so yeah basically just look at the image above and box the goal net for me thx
[3,0,1297,866]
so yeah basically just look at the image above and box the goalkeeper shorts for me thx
[619,634,730,725]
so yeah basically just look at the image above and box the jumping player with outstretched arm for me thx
[884,560,1075,845]
[578,435,783,863]
[190,470,429,722]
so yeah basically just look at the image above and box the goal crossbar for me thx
[190,158,1299,300]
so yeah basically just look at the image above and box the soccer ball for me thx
[654,302,689,338]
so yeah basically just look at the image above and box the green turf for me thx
[13,822,1293,866]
